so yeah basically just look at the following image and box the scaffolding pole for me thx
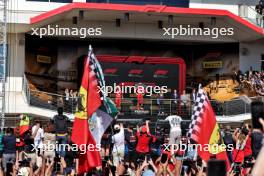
[0,0,7,129]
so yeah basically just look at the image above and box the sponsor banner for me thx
[203,61,223,69]
[37,55,52,64]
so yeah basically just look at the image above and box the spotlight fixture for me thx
[198,22,204,29]
[168,15,173,26]
[116,18,121,27]
[124,13,129,21]
[211,17,216,26]
[79,10,84,20]
[158,20,163,29]
[72,16,78,25]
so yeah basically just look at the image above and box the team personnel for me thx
[112,123,125,167]
[136,83,144,110]
[165,115,182,154]
[115,88,122,109]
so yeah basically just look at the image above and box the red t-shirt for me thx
[244,136,252,157]
[233,149,244,163]
[137,93,143,100]
[136,132,152,153]
[116,92,122,99]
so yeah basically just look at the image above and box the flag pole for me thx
[87,44,103,172]
[85,45,92,175]
[87,44,92,116]
[181,84,201,175]
[179,137,187,176]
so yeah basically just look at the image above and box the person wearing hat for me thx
[135,120,154,160]
[112,123,125,167]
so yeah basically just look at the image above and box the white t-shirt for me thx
[112,127,125,152]
[32,125,44,149]
[165,115,182,132]
[43,133,56,151]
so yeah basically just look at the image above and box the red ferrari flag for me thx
[71,47,102,173]
[187,87,230,170]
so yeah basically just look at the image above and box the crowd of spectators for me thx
[234,69,264,96]
[101,107,264,176]
[1,100,263,176]
[0,107,77,176]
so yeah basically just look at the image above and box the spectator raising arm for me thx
[32,123,40,139]
[146,120,150,134]
[251,118,264,176]
[148,158,158,174]
[232,128,240,142]
[137,124,140,133]
[120,123,124,133]
[252,148,264,176]
[135,158,148,176]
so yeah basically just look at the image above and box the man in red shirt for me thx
[136,83,144,110]
[135,120,154,159]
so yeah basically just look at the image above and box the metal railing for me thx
[27,91,196,117]
[22,76,263,118]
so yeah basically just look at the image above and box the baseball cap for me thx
[141,125,147,133]
[114,124,120,130]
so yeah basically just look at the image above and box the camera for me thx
[19,158,31,168]
[232,164,241,176]
[243,157,254,168]
[241,127,249,136]
[136,158,143,164]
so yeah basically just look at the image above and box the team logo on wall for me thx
[128,69,143,77]
[153,70,169,78]
[103,68,118,76]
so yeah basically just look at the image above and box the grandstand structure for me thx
[2,0,264,124]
